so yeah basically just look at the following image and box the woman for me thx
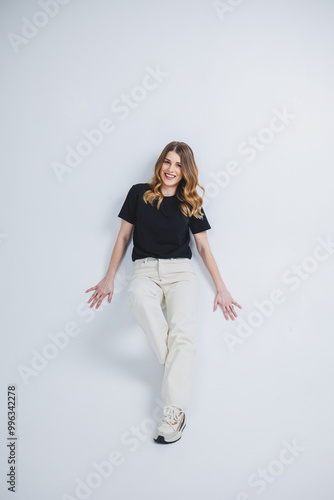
[85,141,242,444]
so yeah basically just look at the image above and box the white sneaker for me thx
[154,405,186,444]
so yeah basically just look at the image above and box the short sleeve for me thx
[189,207,211,234]
[118,185,138,225]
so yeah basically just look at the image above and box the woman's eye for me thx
[163,160,181,167]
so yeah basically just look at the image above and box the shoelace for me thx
[162,406,183,426]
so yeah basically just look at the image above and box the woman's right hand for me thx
[85,277,114,309]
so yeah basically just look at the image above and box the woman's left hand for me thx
[213,289,242,320]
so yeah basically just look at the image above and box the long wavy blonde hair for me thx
[142,141,206,219]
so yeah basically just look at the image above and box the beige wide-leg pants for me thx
[127,257,199,411]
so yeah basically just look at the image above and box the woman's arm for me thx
[85,220,133,309]
[193,231,242,321]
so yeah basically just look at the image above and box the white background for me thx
[1,0,334,499]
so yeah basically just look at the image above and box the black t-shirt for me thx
[118,183,211,261]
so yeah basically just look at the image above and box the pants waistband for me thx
[136,257,190,264]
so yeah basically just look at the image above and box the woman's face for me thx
[160,151,183,191]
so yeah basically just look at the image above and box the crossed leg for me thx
[127,276,169,364]
[161,274,199,410]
